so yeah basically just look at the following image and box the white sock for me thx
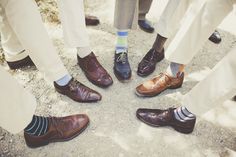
[166,62,184,77]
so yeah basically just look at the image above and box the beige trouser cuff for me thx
[4,50,28,62]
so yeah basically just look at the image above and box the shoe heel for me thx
[24,133,50,148]
[168,83,182,89]
[25,140,49,148]
[54,87,66,95]
[173,126,194,134]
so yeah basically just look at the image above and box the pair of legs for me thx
[136,0,227,96]
[58,0,112,88]
[1,0,113,87]
[137,0,221,77]
[113,0,154,81]
[0,65,89,148]
[1,0,117,103]
[136,0,236,133]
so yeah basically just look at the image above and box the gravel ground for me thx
[0,0,236,157]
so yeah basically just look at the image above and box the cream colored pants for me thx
[57,0,90,49]
[165,0,235,65]
[184,48,236,115]
[161,0,236,115]
[0,0,69,82]
[114,0,153,29]
[0,66,36,134]
[0,0,73,134]
[1,0,90,62]
[156,0,192,38]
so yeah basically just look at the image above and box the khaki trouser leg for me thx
[165,0,234,65]
[0,66,36,134]
[57,0,90,49]
[0,6,28,62]
[114,0,139,29]
[156,0,191,38]
[0,0,68,82]
[183,47,236,115]
[138,0,153,20]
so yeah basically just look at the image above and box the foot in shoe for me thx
[138,20,154,33]
[136,107,196,134]
[85,15,100,26]
[54,77,102,102]
[24,114,89,148]
[77,52,113,88]
[208,30,221,44]
[113,51,132,81]
[7,56,35,70]
[136,72,184,97]
[137,48,164,77]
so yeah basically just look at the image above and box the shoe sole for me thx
[208,37,221,44]
[26,121,90,148]
[139,26,154,33]
[137,71,153,77]
[135,83,182,97]
[136,115,194,134]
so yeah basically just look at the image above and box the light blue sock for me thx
[55,74,72,86]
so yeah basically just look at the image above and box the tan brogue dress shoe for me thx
[136,72,184,97]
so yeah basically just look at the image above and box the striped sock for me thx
[174,106,195,122]
[115,30,128,54]
[24,115,49,136]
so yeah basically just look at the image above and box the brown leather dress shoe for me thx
[7,56,35,70]
[78,52,113,88]
[233,95,236,101]
[208,30,221,44]
[54,78,102,102]
[24,114,89,148]
[137,49,164,77]
[136,108,196,134]
[85,15,100,26]
[136,72,184,97]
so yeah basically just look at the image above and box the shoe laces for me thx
[49,117,64,137]
[69,79,81,92]
[116,52,127,64]
[154,73,168,87]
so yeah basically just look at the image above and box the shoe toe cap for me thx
[121,72,131,79]
[136,84,147,94]
[88,92,102,101]
[75,114,90,126]
[136,108,147,118]
[100,75,113,87]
